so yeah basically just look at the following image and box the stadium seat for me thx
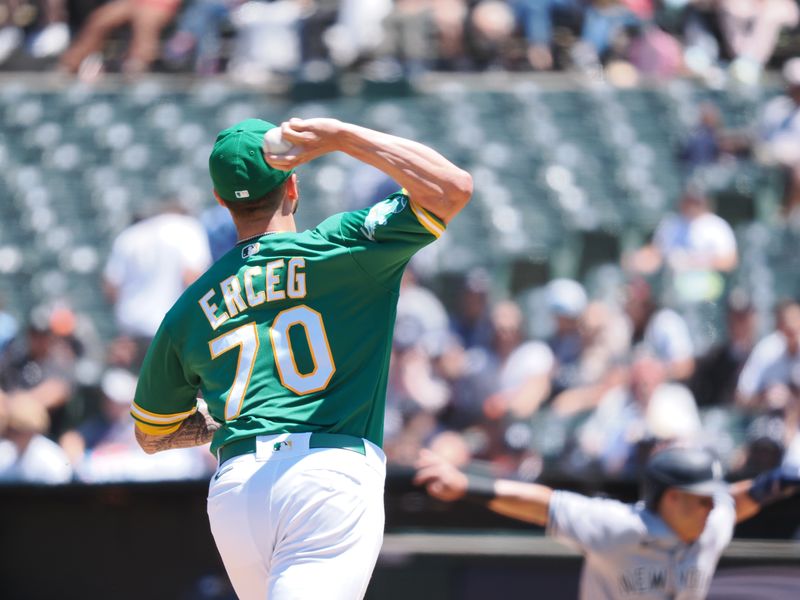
[0,80,785,347]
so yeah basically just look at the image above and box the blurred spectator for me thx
[544,278,589,397]
[718,0,799,85]
[510,0,584,70]
[0,397,72,484]
[409,299,554,464]
[575,352,702,477]
[626,183,738,277]
[754,58,800,220]
[221,0,390,82]
[551,299,632,416]
[736,298,800,411]
[385,338,450,435]
[0,0,70,64]
[439,299,553,476]
[103,204,211,366]
[622,276,696,381]
[574,0,640,69]
[626,183,737,304]
[449,267,494,350]
[164,0,244,74]
[480,300,554,422]
[396,267,450,351]
[59,0,184,76]
[434,333,486,429]
[59,368,211,482]
[620,22,685,79]
[0,312,77,437]
[0,1,26,65]
[383,271,453,462]
[297,0,339,70]
[378,0,469,73]
[32,0,71,59]
[463,0,518,71]
[690,289,759,406]
[60,367,138,465]
[678,102,738,174]
[225,0,305,84]
[200,204,238,262]
[322,0,392,69]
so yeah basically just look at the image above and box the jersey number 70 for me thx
[208,305,336,420]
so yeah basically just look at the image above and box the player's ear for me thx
[286,174,299,200]
[213,189,225,206]
[285,174,299,215]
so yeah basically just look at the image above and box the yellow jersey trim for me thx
[130,401,197,425]
[409,200,445,238]
[133,419,183,435]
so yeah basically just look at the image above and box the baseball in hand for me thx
[262,128,295,155]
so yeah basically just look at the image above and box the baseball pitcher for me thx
[415,446,800,599]
[131,117,472,599]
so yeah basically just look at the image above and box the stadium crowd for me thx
[0,0,799,487]
[0,0,798,84]
[0,55,799,487]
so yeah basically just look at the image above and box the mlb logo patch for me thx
[273,441,293,452]
[235,190,250,199]
[242,243,260,259]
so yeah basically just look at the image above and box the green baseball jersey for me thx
[131,191,444,454]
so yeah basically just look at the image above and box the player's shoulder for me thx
[696,211,734,231]
[549,491,647,546]
[751,330,787,358]
[553,490,640,521]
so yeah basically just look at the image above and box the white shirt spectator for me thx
[104,213,212,338]
[653,212,737,271]
[736,331,800,400]
[0,436,72,484]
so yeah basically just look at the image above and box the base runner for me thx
[131,117,472,599]
[415,445,800,599]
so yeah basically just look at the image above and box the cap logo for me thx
[235,190,250,199]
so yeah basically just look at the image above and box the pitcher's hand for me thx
[263,118,344,170]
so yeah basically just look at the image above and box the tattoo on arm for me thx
[135,405,220,454]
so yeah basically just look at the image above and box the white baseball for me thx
[262,128,295,155]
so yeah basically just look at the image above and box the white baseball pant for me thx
[207,432,386,600]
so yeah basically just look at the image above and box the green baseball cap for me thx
[209,118,294,202]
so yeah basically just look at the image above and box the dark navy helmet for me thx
[642,447,726,511]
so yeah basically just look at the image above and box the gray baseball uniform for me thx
[547,491,735,599]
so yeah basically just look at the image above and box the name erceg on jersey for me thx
[198,257,307,330]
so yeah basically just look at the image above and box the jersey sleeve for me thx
[131,322,199,435]
[317,190,445,285]
[547,491,644,553]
